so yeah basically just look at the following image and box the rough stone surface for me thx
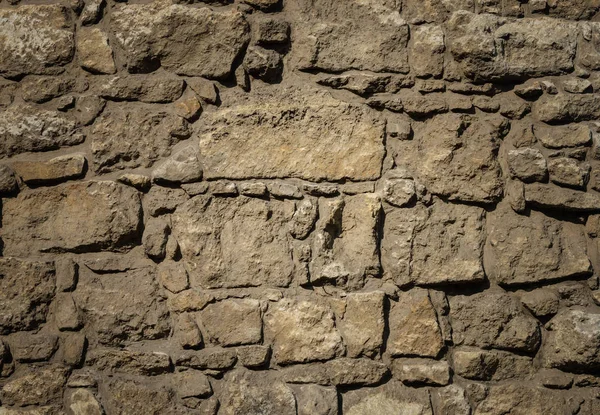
[0,5,74,78]
[2,181,142,255]
[199,85,385,181]
[1,1,600,411]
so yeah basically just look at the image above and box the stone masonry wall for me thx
[1,0,600,414]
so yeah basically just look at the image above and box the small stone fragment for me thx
[118,173,151,192]
[21,76,75,104]
[253,17,290,45]
[0,164,18,195]
[67,388,104,415]
[383,176,416,207]
[174,89,203,121]
[54,293,82,330]
[534,124,591,149]
[152,146,203,184]
[80,0,104,25]
[239,182,268,197]
[8,333,58,362]
[186,78,219,105]
[290,198,318,239]
[142,217,169,261]
[269,182,303,199]
[210,181,238,196]
[519,289,560,318]
[243,46,283,82]
[236,345,270,368]
[563,78,593,94]
[61,332,87,366]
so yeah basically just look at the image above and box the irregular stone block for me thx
[175,313,203,349]
[449,289,541,353]
[86,348,171,375]
[524,183,600,212]
[220,370,296,415]
[200,299,262,346]
[21,76,74,104]
[11,154,86,185]
[91,105,190,173]
[534,124,591,149]
[382,199,485,287]
[66,389,104,415]
[0,164,17,195]
[54,293,82,330]
[78,27,116,74]
[410,25,445,78]
[0,258,55,334]
[176,348,237,370]
[112,2,249,78]
[291,0,409,73]
[544,309,600,373]
[388,288,444,358]
[171,195,295,289]
[291,384,337,415]
[452,347,533,381]
[264,298,344,364]
[339,292,385,358]
[310,195,382,290]
[485,205,591,285]
[397,113,505,203]
[0,364,69,406]
[283,358,389,386]
[236,345,270,368]
[519,289,560,318]
[8,333,58,363]
[343,381,432,415]
[534,93,600,123]
[98,75,184,103]
[73,265,170,345]
[392,358,450,386]
[447,12,577,81]
[199,85,385,181]
[507,148,548,183]
[548,158,590,189]
[3,181,142,255]
[431,385,471,415]
[0,105,81,157]
[152,146,203,184]
[102,378,178,415]
[0,5,74,77]
[173,370,212,398]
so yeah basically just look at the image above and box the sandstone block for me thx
[200,299,262,346]
[0,365,69,407]
[339,291,385,358]
[393,358,450,386]
[382,199,485,286]
[264,298,343,364]
[0,258,55,334]
[172,195,295,288]
[343,381,432,415]
[0,5,74,77]
[86,348,171,375]
[8,333,58,363]
[507,148,548,183]
[173,370,212,398]
[199,85,385,181]
[12,154,86,185]
[98,75,184,103]
[410,25,445,78]
[3,181,142,255]
[78,27,116,74]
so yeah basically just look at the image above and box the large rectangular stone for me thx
[2,181,142,254]
[199,86,385,182]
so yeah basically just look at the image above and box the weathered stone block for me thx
[343,381,432,415]
[264,298,343,364]
[3,181,142,255]
[112,2,249,78]
[382,199,485,287]
[339,292,385,358]
[172,195,295,288]
[0,5,74,77]
[200,299,262,346]
[485,205,591,286]
[0,258,55,334]
[199,86,385,181]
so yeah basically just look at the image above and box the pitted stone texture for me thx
[73,265,170,346]
[310,195,382,290]
[397,114,505,203]
[484,205,591,286]
[91,105,190,173]
[0,5,74,77]
[0,364,69,407]
[171,195,295,289]
[0,105,81,157]
[219,370,296,415]
[264,298,344,364]
[111,2,249,78]
[543,309,600,373]
[86,348,171,376]
[339,292,385,358]
[343,381,433,415]
[199,85,385,182]
[0,258,55,335]
[447,12,577,81]
[200,299,262,346]
[291,0,409,73]
[533,93,600,123]
[78,27,116,75]
[2,181,142,255]
[102,378,181,415]
[388,288,444,358]
[449,289,541,353]
[382,199,485,287]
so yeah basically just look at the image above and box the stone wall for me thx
[1,0,600,414]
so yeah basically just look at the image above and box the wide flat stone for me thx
[343,381,432,415]
[484,204,591,286]
[2,181,142,255]
[0,5,74,77]
[171,195,295,289]
[199,85,385,182]
[112,2,249,78]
